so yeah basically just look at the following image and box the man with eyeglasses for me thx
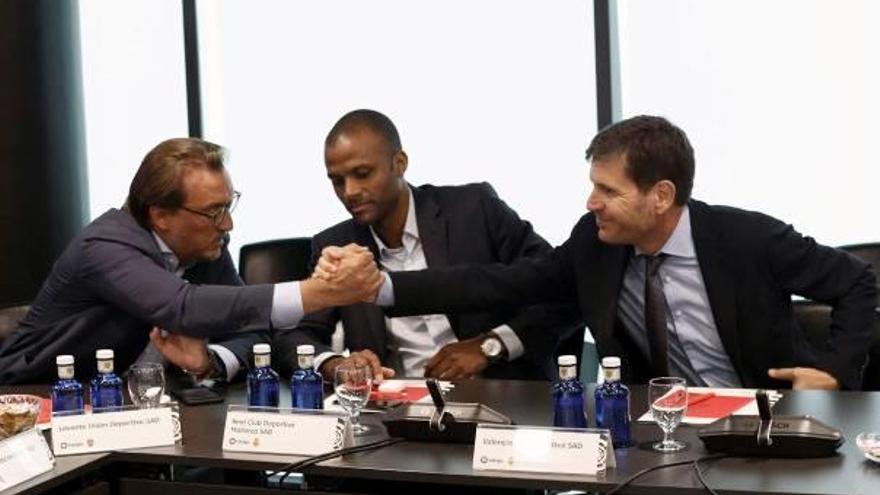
[0,138,381,385]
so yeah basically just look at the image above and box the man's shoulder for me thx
[414,181,496,202]
[689,199,790,235]
[81,209,156,248]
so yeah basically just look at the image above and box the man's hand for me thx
[424,336,490,380]
[149,327,211,375]
[302,244,383,312]
[767,367,840,390]
[321,349,395,384]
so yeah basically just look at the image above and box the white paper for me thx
[637,387,783,425]
[472,424,613,476]
[51,407,177,455]
[0,429,55,491]
[222,407,351,456]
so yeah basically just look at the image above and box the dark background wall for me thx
[0,0,88,306]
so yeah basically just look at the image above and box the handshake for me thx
[302,243,385,313]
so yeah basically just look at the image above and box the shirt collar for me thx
[369,186,420,256]
[151,231,182,275]
[634,205,695,258]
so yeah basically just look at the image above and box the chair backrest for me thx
[0,304,30,345]
[792,299,880,390]
[239,237,313,285]
[792,300,833,352]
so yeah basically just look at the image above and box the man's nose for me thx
[219,209,233,232]
[343,179,362,199]
[587,192,602,212]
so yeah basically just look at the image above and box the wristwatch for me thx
[185,350,226,382]
[480,335,506,363]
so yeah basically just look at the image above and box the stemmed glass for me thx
[649,376,688,452]
[334,363,372,436]
[128,363,165,408]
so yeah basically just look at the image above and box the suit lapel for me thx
[689,200,743,377]
[591,245,631,355]
[348,222,388,351]
[412,186,450,268]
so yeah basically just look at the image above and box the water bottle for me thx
[90,349,124,410]
[247,343,280,407]
[552,354,587,428]
[52,355,84,413]
[594,356,631,447]
[290,345,323,409]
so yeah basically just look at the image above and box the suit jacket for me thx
[275,183,581,380]
[0,209,271,384]
[389,199,877,390]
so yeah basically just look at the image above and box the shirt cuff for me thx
[491,325,525,361]
[314,351,343,375]
[374,272,394,306]
[208,344,241,382]
[271,281,305,329]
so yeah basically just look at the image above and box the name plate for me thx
[222,406,351,456]
[472,424,615,476]
[52,406,177,456]
[0,429,55,491]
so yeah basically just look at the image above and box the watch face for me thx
[481,337,503,358]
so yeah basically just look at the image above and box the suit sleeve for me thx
[389,229,578,318]
[765,219,877,389]
[79,238,275,339]
[206,247,271,378]
[274,236,339,378]
[476,183,584,364]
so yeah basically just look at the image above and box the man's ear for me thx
[392,150,408,177]
[148,205,170,232]
[653,180,678,213]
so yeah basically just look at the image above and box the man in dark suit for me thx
[323,115,876,390]
[0,138,380,384]
[275,109,579,382]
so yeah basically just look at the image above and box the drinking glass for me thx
[334,363,372,435]
[649,376,688,452]
[128,363,165,408]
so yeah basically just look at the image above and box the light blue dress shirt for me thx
[616,207,742,388]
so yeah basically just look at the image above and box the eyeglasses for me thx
[179,191,241,227]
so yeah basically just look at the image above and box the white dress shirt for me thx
[338,188,524,377]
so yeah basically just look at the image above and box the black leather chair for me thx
[838,243,880,390]
[792,300,833,352]
[792,299,880,390]
[238,238,312,285]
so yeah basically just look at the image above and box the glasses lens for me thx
[229,191,241,214]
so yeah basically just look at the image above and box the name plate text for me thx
[0,429,55,491]
[472,424,614,476]
[52,407,177,455]
[223,408,350,456]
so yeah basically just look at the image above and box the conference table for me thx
[3,380,880,494]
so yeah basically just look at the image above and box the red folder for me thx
[370,386,430,403]
[685,393,753,419]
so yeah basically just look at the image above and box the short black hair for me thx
[586,115,695,205]
[325,109,402,156]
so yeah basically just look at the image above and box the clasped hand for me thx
[311,243,383,305]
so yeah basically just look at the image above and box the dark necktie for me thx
[644,254,669,377]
